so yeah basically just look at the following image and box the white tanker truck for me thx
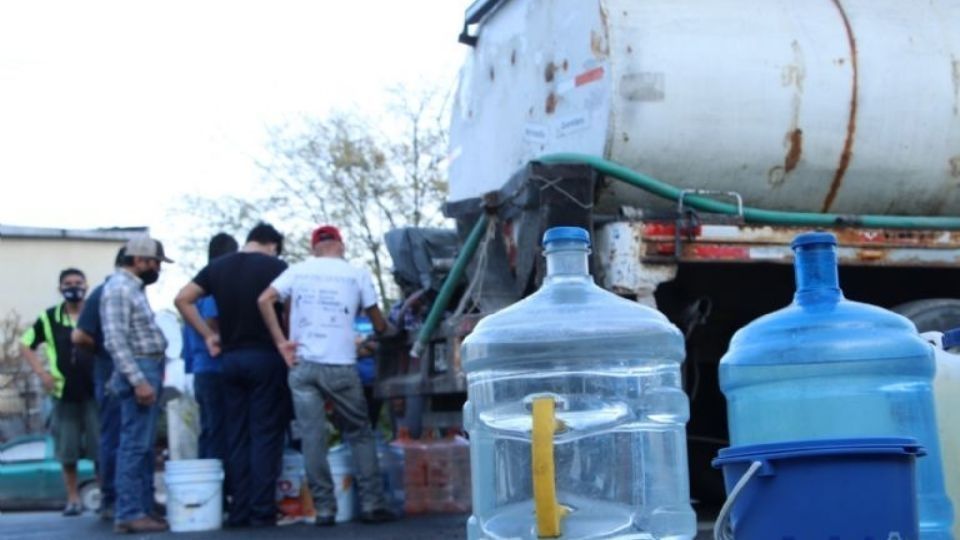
[377,0,960,510]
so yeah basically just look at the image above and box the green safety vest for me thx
[20,303,76,399]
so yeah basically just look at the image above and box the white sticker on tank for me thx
[524,123,548,144]
[556,115,590,138]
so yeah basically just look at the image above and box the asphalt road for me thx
[0,512,715,539]
[0,512,469,540]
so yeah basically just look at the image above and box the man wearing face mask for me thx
[21,268,98,516]
[101,235,173,534]
[73,247,157,522]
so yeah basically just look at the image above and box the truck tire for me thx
[893,299,960,333]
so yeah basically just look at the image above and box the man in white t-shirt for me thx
[257,225,395,526]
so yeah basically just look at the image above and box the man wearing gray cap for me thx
[101,235,172,534]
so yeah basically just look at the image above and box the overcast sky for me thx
[0,0,469,304]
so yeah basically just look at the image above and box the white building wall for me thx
[0,238,127,325]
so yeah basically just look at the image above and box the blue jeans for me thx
[93,357,119,510]
[111,358,162,523]
[221,347,288,526]
[194,372,226,461]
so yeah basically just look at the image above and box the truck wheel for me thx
[893,299,960,332]
[79,481,101,512]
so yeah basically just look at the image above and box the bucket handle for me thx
[178,488,223,509]
[713,460,763,540]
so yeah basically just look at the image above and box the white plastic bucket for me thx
[164,459,224,532]
[328,445,355,523]
[277,451,304,500]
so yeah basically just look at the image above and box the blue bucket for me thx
[712,438,924,540]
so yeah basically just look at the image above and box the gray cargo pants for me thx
[289,362,386,515]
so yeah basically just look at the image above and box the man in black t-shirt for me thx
[174,222,288,528]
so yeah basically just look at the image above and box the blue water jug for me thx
[719,232,953,539]
[461,227,696,540]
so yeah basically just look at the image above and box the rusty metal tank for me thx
[448,0,960,215]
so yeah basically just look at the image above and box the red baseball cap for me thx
[311,225,343,245]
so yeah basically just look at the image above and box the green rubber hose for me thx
[414,154,960,355]
[412,213,489,358]
[540,152,960,230]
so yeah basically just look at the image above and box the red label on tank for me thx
[575,67,604,87]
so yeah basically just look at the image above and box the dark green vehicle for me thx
[0,435,99,511]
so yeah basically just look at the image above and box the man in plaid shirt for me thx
[101,235,172,534]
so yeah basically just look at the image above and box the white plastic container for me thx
[923,330,960,540]
[164,459,224,532]
[277,451,305,500]
[328,444,356,523]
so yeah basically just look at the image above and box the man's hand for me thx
[204,333,222,358]
[356,337,378,357]
[277,340,298,368]
[134,382,156,406]
[39,372,55,394]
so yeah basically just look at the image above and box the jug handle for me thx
[713,460,763,540]
[532,397,567,538]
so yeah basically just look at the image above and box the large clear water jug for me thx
[720,232,954,539]
[461,226,696,540]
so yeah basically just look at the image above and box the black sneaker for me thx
[315,514,336,527]
[62,502,83,517]
[359,508,397,524]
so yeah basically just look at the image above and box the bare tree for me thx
[385,85,451,229]
[0,310,40,438]
[0,311,22,368]
[175,88,451,302]
[262,114,397,300]
[170,194,307,276]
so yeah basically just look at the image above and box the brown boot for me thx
[113,516,169,534]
